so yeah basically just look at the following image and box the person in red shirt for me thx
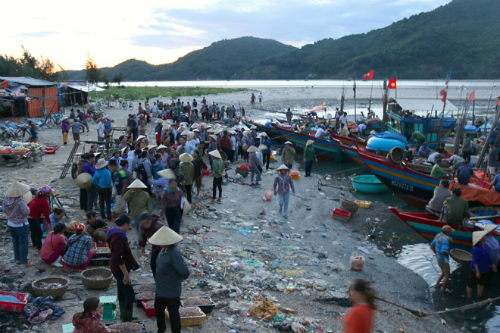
[344,278,376,333]
[40,223,67,267]
[28,186,54,250]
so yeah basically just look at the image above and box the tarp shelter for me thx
[0,76,58,117]
[390,98,458,116]
[59,82,105,107]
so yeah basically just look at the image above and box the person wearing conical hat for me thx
[123,179,153,249]
[3,182,36,267]
[61,116,70,145]
[273,165,295,219]
[160,178,184,234]
[207,135,218,170]
[303,140,317,177]
[430,225,454,292]
[179,153,195,203]
[93,158,113,221]
[282,141,296,170]
[150,226,189,333]
[467,226,498,300]
[248,146,262,187]
[209,150,225,204]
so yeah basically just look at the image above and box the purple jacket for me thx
[3,197,30,225]
[61,120,70,133]
[83,162,96,176]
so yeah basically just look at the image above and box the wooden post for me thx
[353,81,357,122]
[340,86,345,113]
[476,105,500,168]
[472,100,476,125]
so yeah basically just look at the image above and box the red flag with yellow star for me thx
[388,78,397,89]
[363,70,375,80]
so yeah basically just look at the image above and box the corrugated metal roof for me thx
[67,84,106,92]
[0,76,56,87]
[392,98,458,113]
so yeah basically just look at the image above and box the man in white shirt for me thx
[357,123,367,136]
[97,117,105,142]
[340,112,348,128]
[427,152,442,164]
[315,126,327,138]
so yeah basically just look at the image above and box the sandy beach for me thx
[0,88,463,333]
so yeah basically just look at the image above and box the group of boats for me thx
[243,98,500,251]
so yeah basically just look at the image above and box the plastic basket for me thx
[355,200,372,208]
[89,258,111,267]
[332,208,351,222]
[181,297,215,314]
[0,291,29,313]
[141,300,156,317]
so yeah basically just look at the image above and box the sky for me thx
[2,0,451,70]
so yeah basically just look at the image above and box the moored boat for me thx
[389,207,500,251]
[241,119,281,139]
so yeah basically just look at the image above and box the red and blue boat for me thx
[389,207,500,250]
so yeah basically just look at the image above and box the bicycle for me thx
[15,122,29,142]
[0,121,19,143]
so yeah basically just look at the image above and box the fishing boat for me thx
[241,119,281,139]
[384,98,457,149]
[389,207,500,250]
[351,175,387,193]
[271,123,343,160]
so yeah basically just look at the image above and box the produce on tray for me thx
[37,282,64,289]
[181,297,213,306]
[108,322,143,333]
[144,300,154,308]
[179,307,204,317]
[133,285,156,292]
[135,292,155,300]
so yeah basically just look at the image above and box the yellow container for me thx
[355,200,372,208]
[270,155,275,162]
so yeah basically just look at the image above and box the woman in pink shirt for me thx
[40,223,67,267]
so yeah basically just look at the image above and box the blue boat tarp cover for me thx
[374,132,408,144]
[264,121,272,127]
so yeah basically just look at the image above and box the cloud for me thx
[0,0,451,69]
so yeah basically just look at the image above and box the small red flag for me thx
[469,92,475,101]
[441,91,447,103]
[363,70,375,80]
[388,78,397,89]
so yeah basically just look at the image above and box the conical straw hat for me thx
[5,182,30,197]
[473,229,489,246]
[179,153,193,163]
[148,226,183,246]
[128,179,147,189]
[157,169,176,179]
[183,200,192,216]
[209,150,222,159]
[247,146,258,153]
[277,164,289,171]
[75,173,93,189]
[22,191,33,205]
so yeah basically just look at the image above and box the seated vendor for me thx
[439,188,470,226]
[425,180,451,216]
[430,159,449,179]
[489,172,500,192]
[86,211,108,243]
[418,142,432,157]
[456,162,478,185]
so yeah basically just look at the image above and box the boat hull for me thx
[241,120,280,139]
[389,207,500,251]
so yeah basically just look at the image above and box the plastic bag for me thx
[249,298,278,321]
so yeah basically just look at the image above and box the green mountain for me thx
[67,0,500,81]
[243,0,500,79]
[66,37,296,81]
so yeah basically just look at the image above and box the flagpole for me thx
[436,71,451,147]
[353,80,357,122]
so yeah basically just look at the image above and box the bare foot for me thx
[24,263,36,267]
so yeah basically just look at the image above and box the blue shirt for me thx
[92,168,112,188]
[105,120,112,132]
[418,146,431,156]
[49,213,61,225]
[83,162,96,176]
[262,140,272,154]
[471,243,492,273]
[457,165,474,185]
[431,233,450,259]
[492,174,500,191]
[152,161,165,179]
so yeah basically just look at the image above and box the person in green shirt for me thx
[462,133,472,162]
[439,188,470,226]
[430,159,449,179]
[209,150,225,204]
[282,141,296,170]
[303,140,317,177]
[179,153,195,203]
[409,130,426,150]
[123,179,153,249]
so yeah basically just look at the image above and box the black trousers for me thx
[213,177,222,200]
[305,160,313,176]
[185,184,192,203]
[86,184,96,212]
[97,187,112,219]
[155,296,181,333]
[113,272,135,310]
[151,250,159,280]
[80,188,87,211]
[263,152,271,170]
[166,207,182,234]
[28,217,43,250]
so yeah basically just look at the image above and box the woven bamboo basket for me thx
[32,277,69,299]
[450,249,472,265]
[81,268,113,290]
[341,199,359,213]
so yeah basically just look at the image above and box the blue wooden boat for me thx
[351,175,388,193]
